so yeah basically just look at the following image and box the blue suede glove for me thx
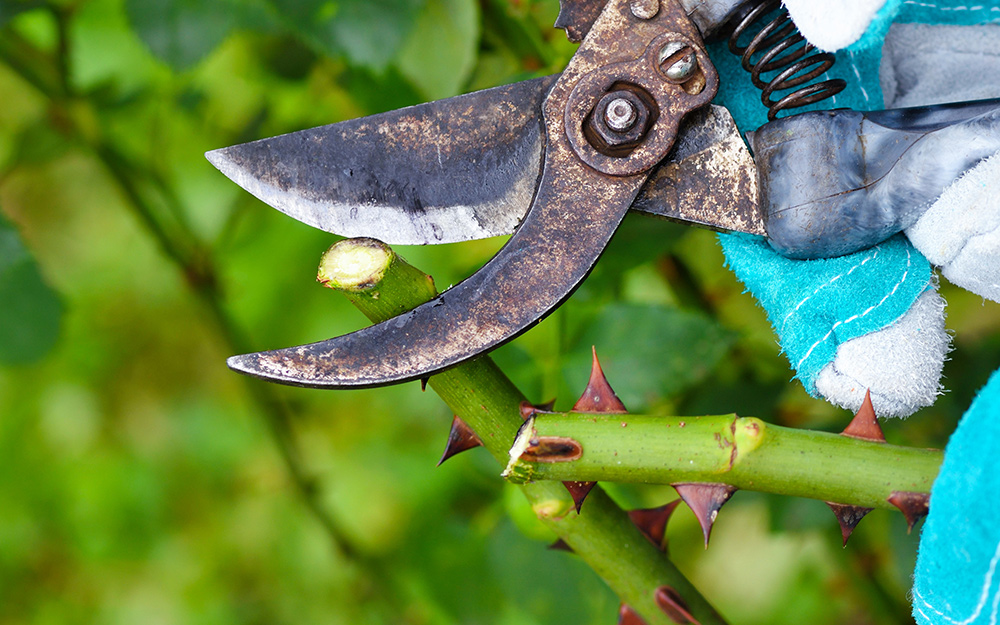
[912,367,1000,625]
[714,0,1000,417]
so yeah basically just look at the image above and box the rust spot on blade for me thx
[563,480,597,513]
[887,490,930,533]
[826,502,873,547]
[654,586,701,625]
[437,416,483,466]
[673,483,737,548]
[842,389,885,443]
[573,347,627,413]
[628,500,682,551]
[618,603,649,625]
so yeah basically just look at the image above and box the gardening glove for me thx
[911,366,1000,625]
[713,0,1000,417]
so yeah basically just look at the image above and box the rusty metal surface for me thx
[728,0,845,121]
[563,29,717,175]
[555,0,607,42]
[557,0,750,42]
[227,0,719,388]
[632,104,762,234]
[206,77,555,245]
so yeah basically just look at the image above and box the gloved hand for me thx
[714,0,1000,417]
[911,367,1000,625]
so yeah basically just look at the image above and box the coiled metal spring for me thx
[728,0,847,120]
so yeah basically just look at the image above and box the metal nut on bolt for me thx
[586,89,653,156]
[604,97,638,131]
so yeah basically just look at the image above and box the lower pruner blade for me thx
[226,139,648,388]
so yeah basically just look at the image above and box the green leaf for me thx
[0,213,62,365]
[0,0,44,28]
[395,0,480,99]
[329,0,425,69]
[570,214,688,307]
[272,0,426,71]
[124,0,239,70]
[563,303,735,409]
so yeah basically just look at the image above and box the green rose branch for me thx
[318,237,942,625]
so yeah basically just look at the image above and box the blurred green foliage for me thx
[0,211,63,364]
[0,1,998,624]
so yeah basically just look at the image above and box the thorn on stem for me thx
[437,416,483,466]
[825,502,873,546]
[549,538,574,553]
[887,490,930,533]
[520,401,536,421]
[618,603,649,625]
[628,500,681,551]
[573,347,627,413]
[520,399,556,421]
[563,480,597,513]
[654,586,701,625]
[672,483,737,548]
[420,377,430,392]
[841,389,885,443]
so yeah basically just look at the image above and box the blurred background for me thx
[1,0,998,623]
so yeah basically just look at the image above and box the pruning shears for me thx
[207,0,1000,389]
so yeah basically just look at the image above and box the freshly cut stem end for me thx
[503,417,537,481]
[318,238,436,321]
[318,237,392,290]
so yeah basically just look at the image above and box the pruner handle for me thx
[752,98,1000,259]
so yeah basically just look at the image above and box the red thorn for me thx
[563,480,597,513]
[437,416,483,466]
[420,377,430,392]
[519,398,557,421]
[628,500,682,551]
[887,490,930,533]
[618,604,649,625]
[548,538,574,553]
[672,483,737,548]
[573,347,627,413]
[519,401,537,421]
[825,502,873,547]
[841,389,886,442]
[654,586,701,625]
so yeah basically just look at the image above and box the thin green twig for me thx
[0,26,359,563]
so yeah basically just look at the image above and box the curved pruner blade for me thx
[227,143,645,388]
